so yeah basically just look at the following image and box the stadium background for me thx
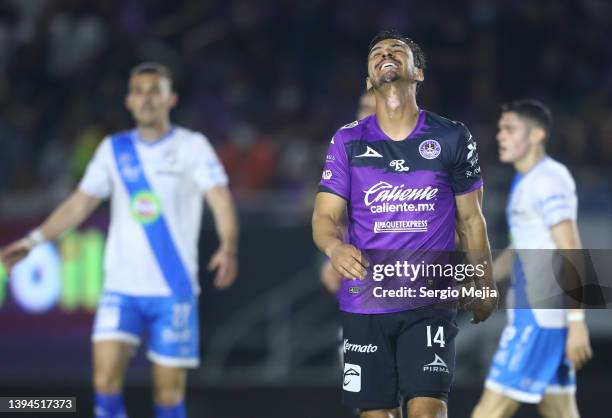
[0,0,610,417]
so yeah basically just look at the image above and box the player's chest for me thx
[346,139,446,175]
[113,145,190,193]
[507,186,539,226]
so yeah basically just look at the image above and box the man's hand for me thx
[467,292,498,324]
[566,320,593,370]
[328,243,368,280]
[1,237,35,272]
[458,279,498,324]
[320,260,342,294]
[208,248,238,290]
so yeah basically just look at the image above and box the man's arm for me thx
[205,185,239,289]
[312,192,367,280]
[456,189,511,282]
[319,211,347,294]
[455,188,498,323]
[1,190,102,270]
[551,219,593,370]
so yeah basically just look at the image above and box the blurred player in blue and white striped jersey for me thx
[472,100,592,418]
[2,63,239,418]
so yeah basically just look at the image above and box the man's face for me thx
[357,92,376,119]
[367,38,423,89]
[496,112,532,163]
[125,74,176,126]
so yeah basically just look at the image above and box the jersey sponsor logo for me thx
[322,170,333,180]
[465,166,481,178]
[364,181,437,213]
[348,286,361,294]
[120,165,142,182]
[343,339,378,354]
[343,363,362,392]
[467,141,477,160]
[423,354,449,373]
[130,190,162,224]
[374,220,428,233]
[172,303,192,328]
[389,159,409,172]
[419,139,441,159]
[117,152,142,182]
[162,327,192,343]
[355,146,383,158]
[466,138,480,177]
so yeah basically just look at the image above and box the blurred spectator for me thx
[0,0,610,216]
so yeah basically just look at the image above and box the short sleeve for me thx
[450,124,483,195]
[78,138,113,199]
[532,174,577,227]
[318,132,350,200]
[190,134,228,193]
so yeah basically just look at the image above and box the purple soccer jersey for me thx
[319,111,483,313]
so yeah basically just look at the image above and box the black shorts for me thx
[340,306,458,411]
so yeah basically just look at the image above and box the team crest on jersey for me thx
[130,190,161,224]
[419,139,441,160]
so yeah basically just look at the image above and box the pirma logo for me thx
[423,354,449,373]
[343,363,361,392]
[356,146,383,158]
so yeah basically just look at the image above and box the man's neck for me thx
[514,147,546,173]
[374,82,420,141]
[136,120,172,143]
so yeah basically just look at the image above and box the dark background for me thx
[0,1,611,417]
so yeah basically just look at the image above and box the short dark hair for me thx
[129,62,173,88]
[502,99,553,141]
[368,29,427,70]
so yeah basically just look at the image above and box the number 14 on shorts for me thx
[426,325,445,347]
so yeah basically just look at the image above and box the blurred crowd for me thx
[0,0,611,218]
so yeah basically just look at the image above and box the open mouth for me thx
[378,60,399,71]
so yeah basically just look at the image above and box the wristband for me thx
[567,311,585,322]
[27,229,46,246]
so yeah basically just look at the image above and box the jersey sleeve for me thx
[531,173,577,227]
[190,133,229,193]
[318,132,350,200]
[449,124,483,195]
[78,137,113,199]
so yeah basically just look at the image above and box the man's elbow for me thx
[459,212,487,231]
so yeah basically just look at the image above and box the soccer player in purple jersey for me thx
[312,30,497,418]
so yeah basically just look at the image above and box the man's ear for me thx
[366,77,372,90]
[530,126,546,145]
[414,67,424,83]
[169,93,178,109]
